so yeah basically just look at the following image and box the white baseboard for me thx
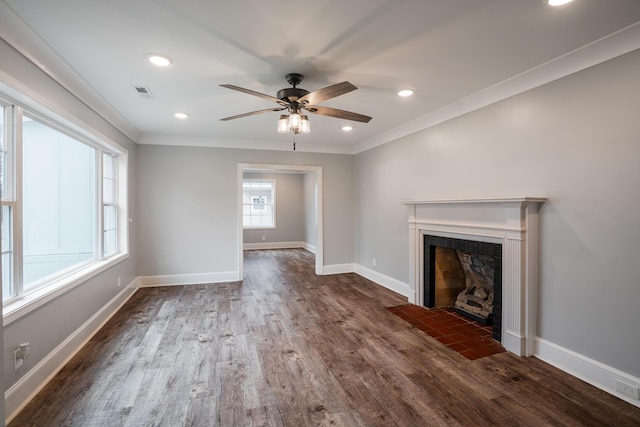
[303,242,316,254]
[243,241,306,251]
[138,271,239,287]
[322,263,355,275]
[355,264,412,299]
[4,278,140,424]
[535,337,640,408]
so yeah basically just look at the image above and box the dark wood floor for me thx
[10,249,640,426]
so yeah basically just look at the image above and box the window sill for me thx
[243,226,276,230]
[2,252,129,326]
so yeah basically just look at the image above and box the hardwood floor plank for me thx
[9,249,640,427]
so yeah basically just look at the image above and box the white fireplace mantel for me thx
[404,197,546,356]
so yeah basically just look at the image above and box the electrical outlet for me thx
[262,235,266,241]
[117,277,121,287]
[616,379,640,400]
[372,258,377,266]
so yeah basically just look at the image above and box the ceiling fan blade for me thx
[220,84,288,106]
[298,81,357,105]
[305,105,372,123]
[220,107,286,121]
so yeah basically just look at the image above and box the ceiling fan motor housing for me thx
[277,87,310,103]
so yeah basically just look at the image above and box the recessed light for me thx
[398,89,414,97]
[148,54,172,67]
[547,0,573,6]
[174,112,189,119]
[342,125,353,132]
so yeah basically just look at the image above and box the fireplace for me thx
[405,197,545,356]
[424,235,502,341]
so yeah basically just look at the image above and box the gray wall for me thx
[1,38,139,394]
[354,49,640,377]
[137,145,354,276]
[242,172,305,245]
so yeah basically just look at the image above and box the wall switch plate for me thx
[14,348,23,370]
[615,379,640,400]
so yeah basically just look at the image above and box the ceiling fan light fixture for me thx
[342,125,353,132]
[148,53,172,67]
[220,73,371,134]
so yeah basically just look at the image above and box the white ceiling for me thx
[1,0,639,154]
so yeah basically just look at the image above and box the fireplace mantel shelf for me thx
[403,197,547,205]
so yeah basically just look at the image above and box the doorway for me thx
[237,163,323,279]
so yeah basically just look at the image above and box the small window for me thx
[243,179,275,228]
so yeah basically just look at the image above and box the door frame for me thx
[237,163,323,279]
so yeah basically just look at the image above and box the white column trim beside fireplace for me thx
[404,197,546,357]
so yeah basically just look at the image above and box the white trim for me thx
[303,242,316,254]
[0,68,129,155]
[355,264,412,298]
[402,197,547,205]
[354,22,640,154]
[139,134,354,155]
[138,271,239,287]
[4,277,139,425]
[238,163,324,278]
[243,241,307,250]
[3,253,129,326]
[322,263,355,275]
[535,337,640,409]
[405,198,546,356]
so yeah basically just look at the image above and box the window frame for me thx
[242,179,276,229]
[1,92,129,325]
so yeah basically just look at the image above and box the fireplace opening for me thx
[424,235,502,341]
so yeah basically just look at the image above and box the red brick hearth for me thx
[387,304,505,360]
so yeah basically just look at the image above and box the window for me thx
[243,179,275,228]
[22,114,97,290]
[1,98,127,305]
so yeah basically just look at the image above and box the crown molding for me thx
[138,134,355,155]
[354,21,640,154]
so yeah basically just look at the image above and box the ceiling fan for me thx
[219,73,372,133]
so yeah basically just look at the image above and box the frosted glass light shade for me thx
[277,115,289,133]
[288,113,301,130]
[299,115,310,134]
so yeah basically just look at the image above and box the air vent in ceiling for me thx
[133,85,155,99]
